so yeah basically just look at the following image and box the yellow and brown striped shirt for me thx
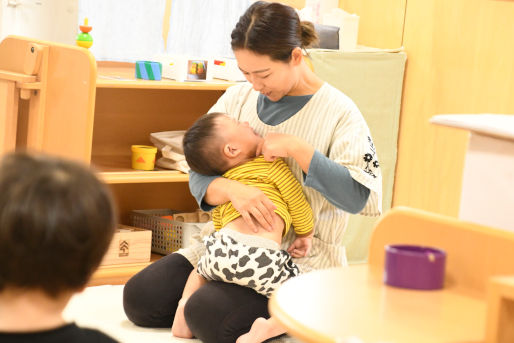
[212,156,313,236]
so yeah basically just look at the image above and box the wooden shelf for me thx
[99,170,188,184]
[93,155,189,184]
[97,64,239,90]
[90,253,164,286]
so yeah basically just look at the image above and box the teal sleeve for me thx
[188,170,219,211]
[304,150,370,214]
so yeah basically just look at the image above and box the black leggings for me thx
[123,253,270,343]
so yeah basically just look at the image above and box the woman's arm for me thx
[189,171,277,232]
[304,151,370,213]
[259,133,370,214]
[188,171,219,211]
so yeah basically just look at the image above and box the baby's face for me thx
[216,115,262,158]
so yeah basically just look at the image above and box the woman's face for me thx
[234,49,297,102]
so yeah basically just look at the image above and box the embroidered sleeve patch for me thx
[363,136,379,178]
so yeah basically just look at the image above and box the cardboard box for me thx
[100,225,152,266]
[211,57,246,82]
[155,55,213,82]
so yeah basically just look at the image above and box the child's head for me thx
[0,153,116,298]
[183,112,262,175]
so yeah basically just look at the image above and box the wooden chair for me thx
[0,35,96,162]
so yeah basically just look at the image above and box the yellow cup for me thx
[131,145,157,170]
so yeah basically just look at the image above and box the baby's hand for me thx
[287,235,313,258]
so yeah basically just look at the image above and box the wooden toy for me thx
[100,225,151,266]
[76,18,93,49]
[174,209,212,223]
[131,145,157,170]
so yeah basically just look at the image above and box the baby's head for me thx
[183,112,262,175]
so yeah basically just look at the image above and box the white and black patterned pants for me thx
[197,228,300,297]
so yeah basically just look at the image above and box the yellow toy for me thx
[131,145,157,171]
[76,18,93,49]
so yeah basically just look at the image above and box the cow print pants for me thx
[197,228,300,297]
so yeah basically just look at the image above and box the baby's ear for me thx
[223,143,241,159]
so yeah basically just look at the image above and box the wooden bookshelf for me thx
[89,64,235,284]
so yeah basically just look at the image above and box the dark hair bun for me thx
[300,21,319,48]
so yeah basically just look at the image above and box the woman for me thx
[123,2,382,343]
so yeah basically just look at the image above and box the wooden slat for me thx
[0,69,37,83]
[0,80,19,154]
[486,276,514,343]
[17,81,42,90]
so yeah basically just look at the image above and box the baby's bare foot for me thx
[236,317,283,343]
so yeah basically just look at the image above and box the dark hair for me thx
[183,112,229,176]
[231,1,319,62]
[0,153,116,297]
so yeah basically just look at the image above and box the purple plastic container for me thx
[384,244,446,290]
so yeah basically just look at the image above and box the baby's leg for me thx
[171,270,207,338]
[171,298,193,338]
[236,316,286,343]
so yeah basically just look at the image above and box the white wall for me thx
[0,0,78,45]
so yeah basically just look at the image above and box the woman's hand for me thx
[227,180,277,232]
[258,133,315,174]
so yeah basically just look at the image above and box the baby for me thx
[173,112,315,343]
